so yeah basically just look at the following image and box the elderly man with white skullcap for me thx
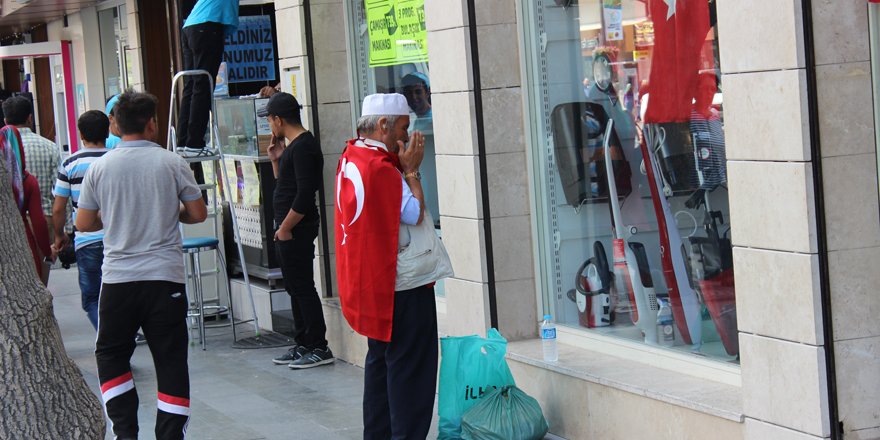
[335,93,439,439]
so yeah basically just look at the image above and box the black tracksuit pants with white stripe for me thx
[96,281,190,440]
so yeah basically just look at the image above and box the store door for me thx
[137,0,174,146]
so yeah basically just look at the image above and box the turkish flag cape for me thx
[644,0,712,123]
[335,139,402,342]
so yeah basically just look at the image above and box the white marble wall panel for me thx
[744,418,827,440]
[440,216,487,283]
[426,27,473,94]
[727,161,817,254]
[314,50,351,104]
[821,153,880,252]
[740,334,830,437]
[717,0,804,73]
[495,278,538,339]
[444,278,490,335]
[828,247,880,341]
[733,248,823,345]
[431,91,478,156]
[811,0,871,66]
[722,69,810,162]
[475,23,520,90]
[309,2,347,54]
[275,6,305,60]
[816,62,875,158]
[481,86,525,155]
[315,102,354,156]
[486,152,530,218]
[509,360,744,440]
[490,215,534,282]
[435,155,483,220]
[474,0,517,26]
[834,336,880,433]
[425,0,467,31]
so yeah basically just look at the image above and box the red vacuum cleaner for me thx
[687,197,738,356]
[640,125,703,349]
[570,241,613,328]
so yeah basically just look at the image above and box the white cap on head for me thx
[361,93,410,117]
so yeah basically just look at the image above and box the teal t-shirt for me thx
[183,0,239,35]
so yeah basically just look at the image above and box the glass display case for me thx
[214,97,281,284]
[215,97,272,157]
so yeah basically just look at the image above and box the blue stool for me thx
[183,237,233,350]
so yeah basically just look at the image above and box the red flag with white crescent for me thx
[644,0,712,123]
[335,138,402,342]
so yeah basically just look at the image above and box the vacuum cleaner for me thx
[568,241,614,328]
[550,102,632,207]
[640,125,703,349]
[604,119,659,344]
[686,181,738,356]
[688,212,737,356]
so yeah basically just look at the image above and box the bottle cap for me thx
[543,314,551,320]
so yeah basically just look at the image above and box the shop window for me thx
[346,0,446,296]
[523,0,737,362]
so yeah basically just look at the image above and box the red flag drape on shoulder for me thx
[644,0,712,123]
[335,139,401,342]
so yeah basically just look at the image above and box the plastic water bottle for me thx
[540,314,558,362]
[656,298,675,347]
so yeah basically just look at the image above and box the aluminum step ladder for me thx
[166,69,262,345]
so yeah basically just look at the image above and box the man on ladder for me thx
[176,0,238,157]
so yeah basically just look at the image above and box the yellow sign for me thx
[240,160,261,206]
[222,160,240,203]
[366,0,428,67]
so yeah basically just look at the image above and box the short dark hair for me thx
[113,90,157,135]
[279,113,302,127]
[77,110,110,145]
[2,96,33,125]
[261,92,302,126]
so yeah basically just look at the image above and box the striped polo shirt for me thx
[53,147,108,249]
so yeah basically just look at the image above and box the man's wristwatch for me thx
[404,171,421,181]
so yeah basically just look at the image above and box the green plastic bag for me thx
[460,385,549,440]
[438,328,516,440]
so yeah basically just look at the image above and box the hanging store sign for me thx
[224,15,276,83]
[366,0,428,67]
[603,0,623,41]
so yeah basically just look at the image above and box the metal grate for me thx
[232,203,264,249]
[231,330,294,349]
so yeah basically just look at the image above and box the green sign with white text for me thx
[366,0,428,67]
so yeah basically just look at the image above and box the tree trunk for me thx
[0,165,105,438]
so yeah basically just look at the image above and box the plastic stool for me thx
[183,237,232,350]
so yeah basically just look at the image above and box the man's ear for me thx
[378,116,389,132]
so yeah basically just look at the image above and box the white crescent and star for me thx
[664,0,676,20]
[336,158,365,245]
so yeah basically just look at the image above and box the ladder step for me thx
[186,268,222,278]
[182,154,221,163]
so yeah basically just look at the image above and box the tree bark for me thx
[0,164,105,438]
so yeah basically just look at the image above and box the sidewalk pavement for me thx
[49,267,439,439]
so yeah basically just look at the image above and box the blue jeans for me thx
[76,242,103,330]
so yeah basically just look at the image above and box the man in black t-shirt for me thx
[259,92,334,369]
